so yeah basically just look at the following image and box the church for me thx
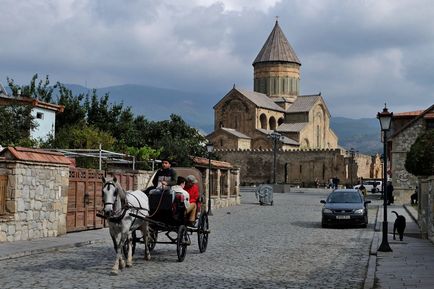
[207,20,338,150]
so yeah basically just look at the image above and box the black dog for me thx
[391,211,406,241]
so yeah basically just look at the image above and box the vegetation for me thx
[405,129,434,176]
[1,74,208,168]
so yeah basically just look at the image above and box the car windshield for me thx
[327,191,362,203]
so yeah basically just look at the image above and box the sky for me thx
[1,0,433,118]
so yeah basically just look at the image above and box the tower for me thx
[253,20,301,103]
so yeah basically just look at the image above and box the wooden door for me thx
[67,168,105,232]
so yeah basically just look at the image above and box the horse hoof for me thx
[111,270,119,276]
[126,262,132,267]
[145,254,151,261]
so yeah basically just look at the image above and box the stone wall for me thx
[0,161,69,242]
[215,148,374,187]
[391,117,425,204]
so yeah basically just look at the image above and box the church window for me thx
[269,117,276,130]
[278,117,284,126]
[260,114,267,129]
[220,139,223,147]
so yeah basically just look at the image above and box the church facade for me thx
[207,21,338,150]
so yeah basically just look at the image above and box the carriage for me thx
[125,167,210,262]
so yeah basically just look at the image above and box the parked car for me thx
[320,189,371,228]
[353,180,382,194]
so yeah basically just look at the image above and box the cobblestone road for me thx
[0,190,377,289]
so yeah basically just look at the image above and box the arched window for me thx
[260,114,267,129]
[278,117,284,126]
[269,117,276,130]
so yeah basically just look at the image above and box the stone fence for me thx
[418,176,434,242]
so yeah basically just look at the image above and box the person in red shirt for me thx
[185,175,200,225]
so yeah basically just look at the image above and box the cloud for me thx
[0,0,433,119]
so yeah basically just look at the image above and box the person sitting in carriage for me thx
[185,175,200,226]
[171,176,191,210]
[152,158,177,190]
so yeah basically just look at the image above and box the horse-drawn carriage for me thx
[128,167,210,262]
[99,167,210,274]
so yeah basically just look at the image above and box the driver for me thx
[152,158,177,190]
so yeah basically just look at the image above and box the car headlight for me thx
[354,209,364,214]
[323,208,333,214]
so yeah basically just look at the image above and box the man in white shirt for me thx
[171,176,190,210]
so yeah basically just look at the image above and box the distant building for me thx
[207,20,338,150]
[0,84,64,141]
[206,21,379,187]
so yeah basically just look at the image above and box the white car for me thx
[354,180,382,193]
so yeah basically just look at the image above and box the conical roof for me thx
[253,21,300,65]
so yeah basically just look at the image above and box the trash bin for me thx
[255,184,273,205]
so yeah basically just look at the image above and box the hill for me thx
[65,84,381,154]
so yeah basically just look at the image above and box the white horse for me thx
[102,176,151,275]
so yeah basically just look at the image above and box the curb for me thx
[363,205,380,289]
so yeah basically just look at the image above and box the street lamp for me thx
[377,103,393,252]
[206,142,214,215]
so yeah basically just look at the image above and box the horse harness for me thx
[102,181,149,223]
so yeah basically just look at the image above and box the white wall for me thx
[31,107,56,141]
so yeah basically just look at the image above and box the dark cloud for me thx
[0,0,433,118]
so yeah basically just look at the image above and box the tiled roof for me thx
[0,95,64,112]
[221,128,251,139]
[192,156,233,169]
[236,88,285,112]
[277,122,308,132]
[390,104,434,139]
[286,95,321,113]
[394,110,424,117]
[255,129,299,145]
[0,147,72,165]
[253,21,301,65]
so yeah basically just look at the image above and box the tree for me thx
[55,83,87,132]
[0,104,37,146]
[7,74,54,102]
[405,130,434,176]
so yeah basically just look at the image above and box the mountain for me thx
[65,84,381,154]
[330,117,382,155]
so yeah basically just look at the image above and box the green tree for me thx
[7,74,54,102]
[405,130,434,176]
[145,114,208,166]
[0,104,37,146]
[55,83,87,132]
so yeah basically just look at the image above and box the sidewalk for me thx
[366,204,434,289]
[0,228,110,261]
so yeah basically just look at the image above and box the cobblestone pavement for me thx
[0,190,377,289]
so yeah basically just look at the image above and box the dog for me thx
[391,211,406,241]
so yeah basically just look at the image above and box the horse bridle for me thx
[102,181,119,209]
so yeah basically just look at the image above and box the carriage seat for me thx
[148,188,186,224]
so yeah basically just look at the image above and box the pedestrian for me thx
[386,181,394,205]
[410,186,418,205]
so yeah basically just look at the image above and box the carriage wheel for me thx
[176,225,188,262]
[197,212,209,253]
[122,230,137,259]
[148,227,158,252]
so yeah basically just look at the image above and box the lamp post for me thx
[268,132,282,184]
[206,142,214,215]
[377,103,393,252]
